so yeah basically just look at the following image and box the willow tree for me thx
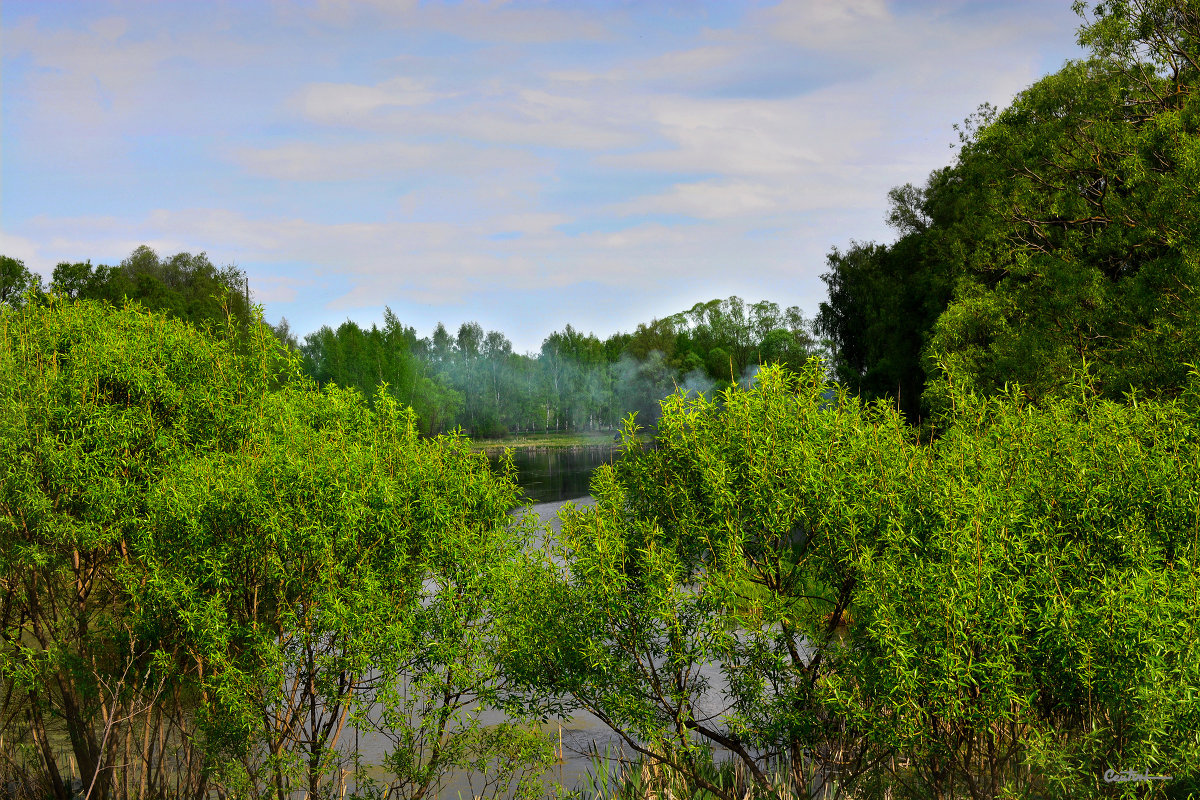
[927,0,1200,406]
[0,298,551,800]
[504,362,1200,799]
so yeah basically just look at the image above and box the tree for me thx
[0,255,40,306]
[47,246,254,332]
[923,2,1200,406]
[815,3,1200,417]
[51,260,98,300]
[504,363,1200,798]
[269,316,300,350]
[0,299,552,799]
[483,330,513,427]
[430,322,454,363]
[816,156,982,424]
[817,234,958,422]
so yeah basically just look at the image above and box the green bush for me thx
[506,361,1200,799]
[0,298,552,800]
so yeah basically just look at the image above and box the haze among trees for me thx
[287,296,822,437]
[4,248,825,440]
[1,1,1199,798]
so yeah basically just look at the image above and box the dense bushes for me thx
[0,299,549,800]
[4,299,1197,799]
[508,362,1200,798]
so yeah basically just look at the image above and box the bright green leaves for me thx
[0,298,549,799]
[509,360,1200,798]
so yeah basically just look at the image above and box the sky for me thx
[1,0,1088,354]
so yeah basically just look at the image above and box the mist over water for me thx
[289,296,823,439]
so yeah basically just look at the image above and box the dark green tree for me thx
[0,255,41,306]
[925,1,1200,406]
[51,260,99,300]
[46,246,253,332]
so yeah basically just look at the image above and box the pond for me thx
[486,444,621,503]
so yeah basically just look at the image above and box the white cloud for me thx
[236,141,437,181]
[610,181,789,219]
[429,106,640,150]
[616,44,741,83]
[293,79,646,150]
[760,0,893,50]
[573,222,694,251]
[15,203,826,307]
[488,212,570,235]
[296,77,448,119]
[233,139,542,181]
[5,17,172,126]
[604,94,831,176]
[0,231,49,275]
[252,274,305,303]
[299,0,611,43]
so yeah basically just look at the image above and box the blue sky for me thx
[2,0,1086,353]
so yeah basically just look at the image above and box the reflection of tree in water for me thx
[491,445,620,504]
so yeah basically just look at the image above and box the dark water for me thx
[488,445,619,503]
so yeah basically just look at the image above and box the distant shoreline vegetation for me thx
[2,247,829,441]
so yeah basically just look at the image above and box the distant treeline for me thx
[276,297,822,436]
[0,248,822,438]
[1,246,254,331]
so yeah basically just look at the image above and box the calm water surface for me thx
[488,444,620,503]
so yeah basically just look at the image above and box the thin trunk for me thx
[137,701,155,800]
[153,712,166,799]
[28,700,70,800]
[307,638,322,800]
[121,714,132,800]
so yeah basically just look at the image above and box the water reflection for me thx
[488,445,620,503]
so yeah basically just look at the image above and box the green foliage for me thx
[48,245,253,332]
[0,255,42,306]
[816,153,1002,424]
[819,2,1200,415]
[0,298,550,799]
[506,362,1200,799]
[293,296,821,439]
[927,31,1200,404]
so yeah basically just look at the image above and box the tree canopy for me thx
[49,245,254,332]
[819,0,1200,420]
[0,255,41,306]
